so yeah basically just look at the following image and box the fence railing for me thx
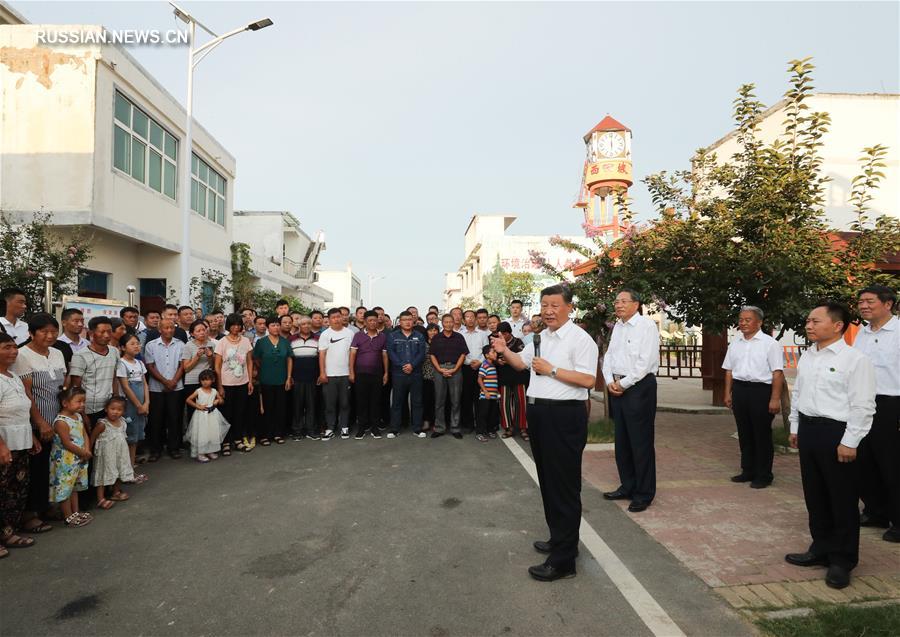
[656,343,809,378]
[283,257,310,280]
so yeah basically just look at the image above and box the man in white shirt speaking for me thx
[853,285,900,543]
[601,289,660,513]
[492,284,599,582]
[786,302,876,590]
[722,306,784,489]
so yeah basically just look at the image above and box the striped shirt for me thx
[11,345,66,425]
[478,361,500,400]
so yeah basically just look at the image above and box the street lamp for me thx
[170,2,273,305]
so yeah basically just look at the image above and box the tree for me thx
[189,268,233,313]
[0,210,93,313]
[230,242,254,311]
[481,258,537,316]
[248,288,310,317]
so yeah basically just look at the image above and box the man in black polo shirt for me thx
[428,314,469,439]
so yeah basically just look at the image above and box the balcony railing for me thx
[283,256,310,280]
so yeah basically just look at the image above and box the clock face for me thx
[597,132,625,158]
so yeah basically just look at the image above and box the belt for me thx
[527,397,584,406]
[799,413,846,426]
[733,379,771,386]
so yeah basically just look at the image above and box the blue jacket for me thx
[387,328,427,374]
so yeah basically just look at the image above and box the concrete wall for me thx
[318,267,360,310]
[708,93,899,230]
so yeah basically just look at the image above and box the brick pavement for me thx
[581,410,900,608]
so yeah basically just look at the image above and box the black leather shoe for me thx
[627,502,649,513]
[750,481,772,489]
[603,489,631,500]
[452,432,463,439]
[883,527,900,543]
[430,432,444,439]
[825,564,850,589]
[785,552,829,567]
[860,513,890,528]
[528,562,576,582]
[730,474,753,483]
[533,540,552,554]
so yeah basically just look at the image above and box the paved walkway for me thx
[582,409,900,611]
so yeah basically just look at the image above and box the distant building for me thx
[1,19,234,312]
[706,93,899,229]
[317,264,362,311]
[232,211,332,309]
[442,215,594,311]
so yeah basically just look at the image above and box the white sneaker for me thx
[340,428,350,439]
[386,432,396,439]
[322,429,334,440]
[415,432,427,438]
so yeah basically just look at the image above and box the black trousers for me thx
[292,381,317,436]
[355,373,383,434]
[27,443,51,513]
[731,380,775,482]
[423,379,436,425]
[391,373,423,433]
[381,377,392,427]
[527,401,587,570]
[858,395,900,526]
[798,414,860,570]
[259,384,287,440]
[460,365,479,428]
[476,398,500,435]
[609,375,657,504]
[220,384,249,444]
[149,390,183,454]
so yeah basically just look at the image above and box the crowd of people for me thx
[0,282,896,592]
[0,289,543,559]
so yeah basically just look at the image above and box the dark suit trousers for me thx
[732,381,775,482]
[609,375,657,504]
[460,365,478,428]
[527,401,587,570]
[354,373,383,434]
[798,414,860,570]
[858,395,900,526]
[149,390,183,454]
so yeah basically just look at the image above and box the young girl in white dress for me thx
[184,369,230,463]
[91,396,134,509]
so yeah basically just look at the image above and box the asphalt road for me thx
[4,433,751,636]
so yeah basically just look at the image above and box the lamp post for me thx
[367,274,384,307]
[126,284,137,309]
[42,272,54,314]
[170,2,273,306]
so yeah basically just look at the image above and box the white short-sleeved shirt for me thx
[0,317,29,346]
[69,345,120,414]
[853,316,899,396]
[520,320,599,400]
[722,330,784,384]
[601,313,660,390]
[318,327,352,377]
[117,358,147,383]
[0,372,33,450]
[143,337,184,392]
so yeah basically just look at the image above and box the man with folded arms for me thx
[785,302,875,590]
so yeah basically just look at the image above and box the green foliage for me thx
[458,296,477,311]
[755,602,900,637]
[481,259,537,315]
[248,288,310,317]
[230,242,254,310]
[188,268,233,313]
[0,210,93,313]
[546,56,898,340]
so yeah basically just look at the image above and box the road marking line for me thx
[502,437,686,637]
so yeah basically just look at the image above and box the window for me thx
[139,278,167,315]
[112,90,177,201]
[78,269,109,299]
[191,153,226,227]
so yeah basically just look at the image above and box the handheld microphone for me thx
[532,333,541,375]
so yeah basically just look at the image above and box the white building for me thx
[442,215,595,311]
[707,93,899,229]
[317,264,361,311]
[232,210,332,309]
[1,17,234,312]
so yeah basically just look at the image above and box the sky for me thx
[13,1,900,315]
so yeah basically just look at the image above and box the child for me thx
[476,345,501,442]
[116,333,149,481]
[184,369,230,463]
[91,396,134,509]
[50,387,92,527]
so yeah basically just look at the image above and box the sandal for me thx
[501,430,512,439]
[0,545,8,559]
[64,513,91,528]
[521,431,530,441]
[21,519,53,534]
[109,492,129,502]
[476,434,489,442]
[133,474,149,484]
[274,437,286,445]
[97,498,115,510]
[1,534,35,548]
[260,439,271,447]
[234,441,245,452]
[197,454,210,463]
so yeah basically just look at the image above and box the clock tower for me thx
[574,115,633,241]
